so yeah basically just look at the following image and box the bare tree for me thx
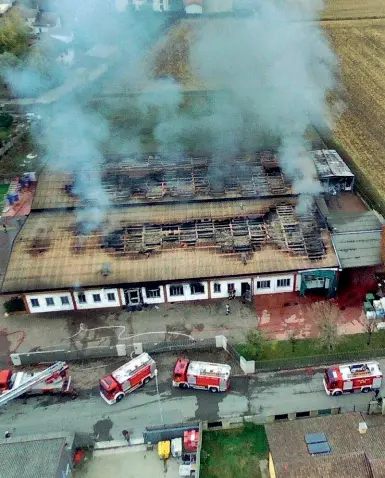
[365,318,378,346]
[310,301,341,352]
[286,328,298,353]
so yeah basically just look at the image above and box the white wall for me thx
[74,288,120,310]
[26,292,74,313]
[185,4,203,14]
[253,274,294,295]
[153,0,169,11]
[166,282,209,302]
[56,48,75,66]
[141,286,165,304]
[210,278,252,299]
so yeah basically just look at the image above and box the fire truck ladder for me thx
[0,361,68,408]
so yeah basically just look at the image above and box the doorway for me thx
[124,288,142,305]
[241,282,251,302]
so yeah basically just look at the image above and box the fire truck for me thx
[172,359,231,393]
[323,361,383,396]
[99,353,156,405]
[0,362,75,407]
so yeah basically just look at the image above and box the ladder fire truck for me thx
[323,361,383,396]
[172,359,231,393]
[0,361,75,407]
[99,353,156,405]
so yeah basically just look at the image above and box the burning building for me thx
[0,150,351,314]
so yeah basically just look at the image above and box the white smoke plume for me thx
[2,0,339,222]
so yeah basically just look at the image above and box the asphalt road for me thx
[1,361,383,443]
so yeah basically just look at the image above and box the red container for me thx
[184,430,199,452]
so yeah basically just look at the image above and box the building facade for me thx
[2,151,354,315]
[22,268,339,314]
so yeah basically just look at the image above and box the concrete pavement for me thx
[1,359,383,444]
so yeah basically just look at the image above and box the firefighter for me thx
[122,430,131,445]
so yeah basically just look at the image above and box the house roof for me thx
[310,150,354,178]
[0,434,69,478]
[327,210,383,268]
[265,413,385,478]
[1,206,338,293]
[34,12,59,27]
[35,34,71,60]
[16,4,37,20]
[31,151,294,210]
[327,211,383,234]
[332,230,382,268]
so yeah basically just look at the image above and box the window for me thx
[45,297,54,306]
[93,294,101,303]
[170,285,184,296]
[78,293,86,304]
[256,280,271,289]
[227,283,235,293]
[31,298,40,308]
[277,278,291,288]
[107,292,116,302]
[60,296,70,305]
[190,283,205,295]
[146,287,161,299]
[214,283,221,293]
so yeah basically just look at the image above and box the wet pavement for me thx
[0,356,382,445]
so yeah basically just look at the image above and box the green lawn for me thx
[237,332,385,362]
[200,424,268,478]
[0,183,9,209]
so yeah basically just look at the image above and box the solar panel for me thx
[305,432,327,444]
[307,442,331,455]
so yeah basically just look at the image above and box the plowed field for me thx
[324,16,385,211]
[323,0,385,20]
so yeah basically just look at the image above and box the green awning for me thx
[300,270,337,298]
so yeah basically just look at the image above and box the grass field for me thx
[238,332,385,362]
[200,424,268,478]
[322,17,385,213]
[0,183,9,207]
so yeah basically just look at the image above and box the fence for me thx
[10,344,128,366]
[253,348,385,372]
[10,335,257,374]
[142,338,217,355]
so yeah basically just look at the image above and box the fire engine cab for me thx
[323,361,383,396]
[99,353,156,405]
[172,359,231,393]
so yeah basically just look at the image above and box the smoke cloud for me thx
[2,0,339,225]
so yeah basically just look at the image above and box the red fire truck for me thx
[323,361,383,396]
[99,353,156,405]
[172,359,231,393]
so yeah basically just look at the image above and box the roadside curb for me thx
[94,438,145,450]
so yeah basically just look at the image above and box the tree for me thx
[365,318,378,346]
[0,10,30,57]
[244,328,265,359]
[311,301,341,352]
[0,113,13,129]
[287,328,298,353]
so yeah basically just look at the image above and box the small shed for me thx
[0,433,75,478]
[310,150,355,193]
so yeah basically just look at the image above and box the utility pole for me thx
[154,369,164,425]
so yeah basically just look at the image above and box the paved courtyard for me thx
[0,283,367,367]
[74,446,180,478]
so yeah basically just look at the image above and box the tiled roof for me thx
[0,436,67,478]
[266,413,385,478]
